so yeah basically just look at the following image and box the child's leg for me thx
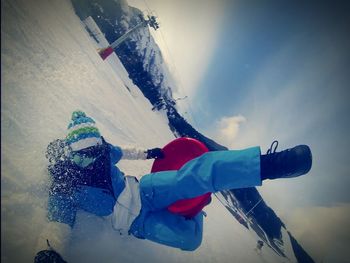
[130,209,204,251]
[139,146,261,210]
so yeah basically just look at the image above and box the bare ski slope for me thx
[2,0,295,262]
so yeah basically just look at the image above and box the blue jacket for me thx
[47,143,126,227]
[46,140,206,251]
[47,140,261,251]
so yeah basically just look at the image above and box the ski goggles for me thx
[71,145,104,168]
[72,153,96,168]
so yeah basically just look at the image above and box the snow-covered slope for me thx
[72,0,177,110]
[2,0,294,262]
[113,0,176,103]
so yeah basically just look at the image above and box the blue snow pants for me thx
[129,146,262,251]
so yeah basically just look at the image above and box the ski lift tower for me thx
[99,14,160,60]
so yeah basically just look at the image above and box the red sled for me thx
[151,137,212,218]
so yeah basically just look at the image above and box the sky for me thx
[128,1,350,262]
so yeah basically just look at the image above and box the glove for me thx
[146,148,164,159]
[34,250,67,263]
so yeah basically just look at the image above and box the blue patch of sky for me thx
[192,1,350,131]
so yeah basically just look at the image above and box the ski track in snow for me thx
[2,0,290,262]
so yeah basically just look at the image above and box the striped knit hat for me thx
[66,110,102,152]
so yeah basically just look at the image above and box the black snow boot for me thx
[260,141,312,180]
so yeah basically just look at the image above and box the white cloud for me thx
[212,115,246,148]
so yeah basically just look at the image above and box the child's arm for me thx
[120,147,148,160]
[120,147,164,160]
[105,142,163,161]
[101,137,164,161]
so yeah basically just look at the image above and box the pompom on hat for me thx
[66,110,102,152]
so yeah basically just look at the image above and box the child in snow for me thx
[34,110,312,263]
